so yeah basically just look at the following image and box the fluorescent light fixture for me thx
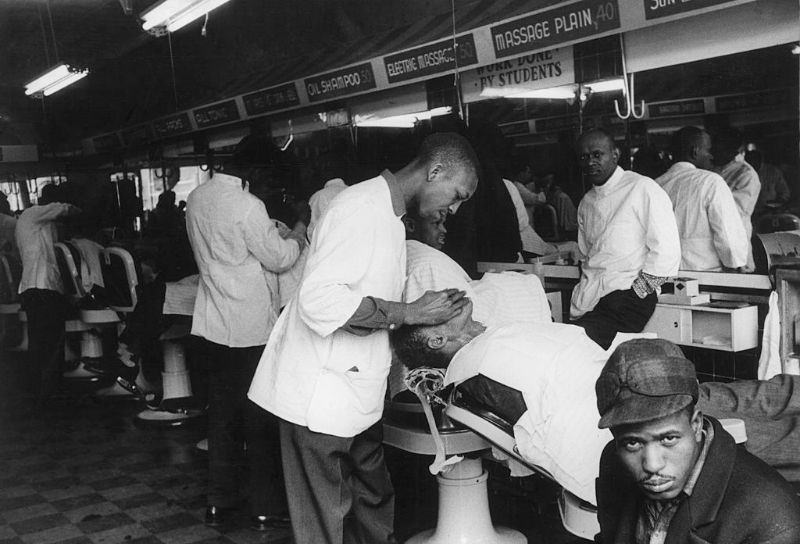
[355,106,452,128]
[25,63,89,97]
[584,78,625,93]
[481,84,577,100]
[141,0,233,33]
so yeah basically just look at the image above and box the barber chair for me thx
[0,254,26,351]
[54,242,121,385]
[383,368,526,544]
[533,204,559,242]
[92,246,154,397]
[132,316,204,428]
[444,374,749,541]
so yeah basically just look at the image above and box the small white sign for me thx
[461,46,575,103]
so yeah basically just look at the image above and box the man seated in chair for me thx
[595,339,800,544]
[391,306,800,505]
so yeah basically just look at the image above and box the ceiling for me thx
[0,0,564,149]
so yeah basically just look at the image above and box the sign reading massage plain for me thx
[643,0,742,20]
[304,63,376,103]
[461,46,574,103]
[491,0,620,59]
[383,34,478,84]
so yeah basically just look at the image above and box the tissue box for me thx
[662,277,699,297]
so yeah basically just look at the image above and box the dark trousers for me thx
[572,288,657,350]
[20,288,67,401]
[280,419,395,544]
[204,340,285,516]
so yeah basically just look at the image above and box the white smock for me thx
[307,178,347,240]
[248,175,406,438]
[16,203,76,294]
[444,322,611,505]
[186,172,301,348]
[656,162,748,271]
[571,167,680,319]
[716,159,761,269]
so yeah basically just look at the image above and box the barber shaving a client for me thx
[392,305,800,507]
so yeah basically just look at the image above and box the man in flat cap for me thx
[595,338,800,544]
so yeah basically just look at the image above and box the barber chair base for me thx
[62,361,103,381]
[135,405,204,428]
[406,459,525,544]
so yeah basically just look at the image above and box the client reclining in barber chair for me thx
[391,301,800,505]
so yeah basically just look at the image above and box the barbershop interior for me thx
[2,0,800,543]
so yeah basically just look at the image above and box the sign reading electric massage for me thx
[383,34,478,84]
[304,63,376,103]
[643,0,742,20]
[491,0,620,58]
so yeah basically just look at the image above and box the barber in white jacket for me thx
[186,135,307,530]
[249,133,478,544]
[656,126,749,273]
[570,129,680,350]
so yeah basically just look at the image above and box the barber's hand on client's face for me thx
[405,288,467,326]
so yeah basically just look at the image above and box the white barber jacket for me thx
[571,167,680,318]
[16,203,76,294]
[248,175,406,438]
[186,172,301,347]
[656,162,748,271]
[307,178,347,240]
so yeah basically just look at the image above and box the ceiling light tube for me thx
[42,71,89,96]
[585,78,625,93]
[25,63,89,97]
[481,84,577,100]
[142,0,233,33]
[354,106,452,128]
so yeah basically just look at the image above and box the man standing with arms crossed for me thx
[249,132,479,544]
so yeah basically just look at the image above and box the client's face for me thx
[419,216,447,250]
[423,298,485,356]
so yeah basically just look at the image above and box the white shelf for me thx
[643,303,758,352]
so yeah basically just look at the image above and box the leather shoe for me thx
[204,506,229,527]
[250,514,291,531]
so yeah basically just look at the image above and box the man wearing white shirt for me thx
[16,183,81,405]
[186,135,308,530]
[248,132,478,544]
[571,129,680,349]
[656,127,749,272]
[714,127,761,270]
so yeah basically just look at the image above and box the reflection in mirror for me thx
[632,44,799,274]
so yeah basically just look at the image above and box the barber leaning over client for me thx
[570,129,681,350]
[595,339,800,544]
[248,132,480,544]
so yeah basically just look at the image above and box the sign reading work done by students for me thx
[461,46,574,103]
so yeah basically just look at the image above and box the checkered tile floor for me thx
[0,367,588,544]
[0,396,291,544]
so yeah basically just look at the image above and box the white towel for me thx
[758,291,783,380]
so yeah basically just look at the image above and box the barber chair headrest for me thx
[54,242,86,298]
[100,247,138,313]
[754,230,800,279]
